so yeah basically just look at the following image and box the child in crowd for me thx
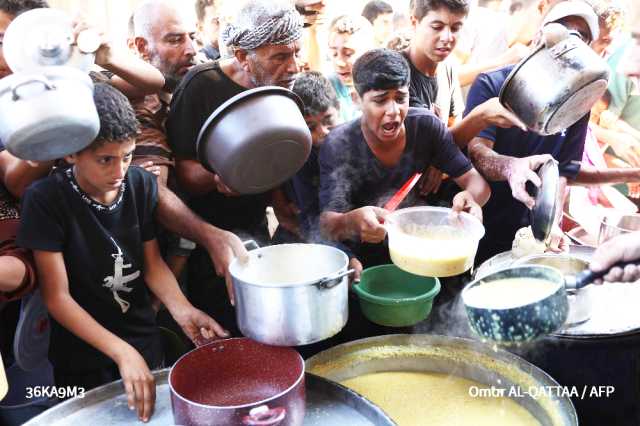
[273,71,341,240]
[272,71,363,275]
[17,83,227,423]
[327,14,375,122]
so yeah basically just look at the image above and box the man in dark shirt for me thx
[166,0,304,333]
[403,0,525,204]
[319,48,490,268]
[195,0,221,62]
[465,2,598,263]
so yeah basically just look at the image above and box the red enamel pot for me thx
[169,338,305,426]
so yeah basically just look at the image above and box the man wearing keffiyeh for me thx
[165,0,304,335]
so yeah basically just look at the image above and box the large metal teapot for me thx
[499,23,610,136]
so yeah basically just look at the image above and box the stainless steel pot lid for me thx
[196,85,311,194]
[529,159,560,242]
[3,8,93,73]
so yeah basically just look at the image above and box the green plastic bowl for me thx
[353,264,441,327]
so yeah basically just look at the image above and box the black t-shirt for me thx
[465,65,588,262]
[17,166,160,372]
[286,147,321,239]
[166,62,270,233]
[405,53,438,109]
[318,108,472,266]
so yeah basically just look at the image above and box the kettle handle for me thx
[11,76,56,101]
[541,22,570,49]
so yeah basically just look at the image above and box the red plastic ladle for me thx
[384,172,423,211]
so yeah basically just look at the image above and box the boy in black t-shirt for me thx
[318,49,491,267]
[18,84,228,423]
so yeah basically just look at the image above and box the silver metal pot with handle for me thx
[499,23,610,135]
[197,86,312,194]
[0,66,99,161]
[229,243,353,346]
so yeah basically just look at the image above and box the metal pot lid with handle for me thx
[196,86,312,195]
[3,8,95,73]
[529,158,560,243]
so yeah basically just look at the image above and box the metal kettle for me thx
[2,8,99,74]
[499,23,610,136]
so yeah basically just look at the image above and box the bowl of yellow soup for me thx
[385,206,485,277]
[462,265,569,344]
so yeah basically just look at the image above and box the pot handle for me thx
[242,405,286,426]
[243,240,260,251]
[314,269,355,290]
[11,76,56,101]
[567,260,638,289]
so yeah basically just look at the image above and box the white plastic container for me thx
[386,206,485,277]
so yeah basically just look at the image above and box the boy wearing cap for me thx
[465,0,598,263]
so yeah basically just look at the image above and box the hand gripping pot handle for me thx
[11,76,56,101]
[242,405,286,425]
[314,269,355,290]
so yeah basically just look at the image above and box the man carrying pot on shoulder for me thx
[465,0,599,264]
[166,0,304,335]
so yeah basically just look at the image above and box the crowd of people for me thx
[0,0,639,423]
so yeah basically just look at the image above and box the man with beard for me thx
[130,0,197,186]
[118,0,198,281]
[166,0,303,334]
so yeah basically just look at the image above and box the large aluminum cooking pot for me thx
[598,212,640,244]
[197,86,312,194]
[306,334,578,426]
[499,23,610,135]
[169,338,305,426]
[0,66,99,161]
[229,243,352,346]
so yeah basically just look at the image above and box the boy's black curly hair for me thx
[0,0,49,16]
[89,83,139,148]
[353,48,410,97]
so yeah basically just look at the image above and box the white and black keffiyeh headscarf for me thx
[222,6,303,51]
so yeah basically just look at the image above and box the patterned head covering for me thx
[222,5,303,51]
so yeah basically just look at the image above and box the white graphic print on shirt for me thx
[103,237,140,313]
